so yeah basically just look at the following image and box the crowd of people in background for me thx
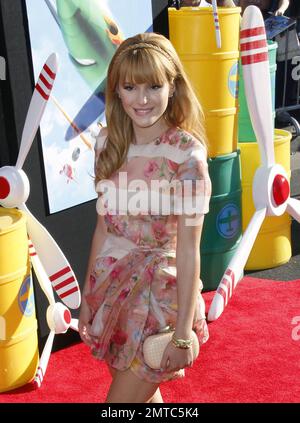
[177,0,300,125]
[179,0,299,32]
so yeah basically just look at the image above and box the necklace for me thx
[132,135,161,146]
[132,125,171,146]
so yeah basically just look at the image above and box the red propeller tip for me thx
[0,176,10,199]
[272,174,290,206]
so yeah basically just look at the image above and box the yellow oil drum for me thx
[0,208,39,393]
[168,6,241,157]
[239,129,292,270]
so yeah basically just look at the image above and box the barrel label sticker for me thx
[228,61,239,98]
[216,203,240,239]
[18,275,35,317]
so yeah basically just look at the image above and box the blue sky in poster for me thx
[25,0,153,214]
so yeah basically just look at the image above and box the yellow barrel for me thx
[0,208,39,393]
[168,6,241,157]
[239,129,292,270]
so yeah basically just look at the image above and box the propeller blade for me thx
[33,330,55,389]
[28,238,55,306]
[208,208,267,321]
[212,0,221,49]
[20,203,81,309]
[16,53,58,170]
[286,197,300,223]
[70,318,79,332]
[241,6,274,167]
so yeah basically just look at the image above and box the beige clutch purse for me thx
[143,327,199,370]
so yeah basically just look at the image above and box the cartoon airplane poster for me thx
[25,0,153,213]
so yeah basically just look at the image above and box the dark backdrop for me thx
[0,0,169,351]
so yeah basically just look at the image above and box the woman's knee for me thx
[105,368,159,403]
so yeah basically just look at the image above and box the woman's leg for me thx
[105,367,160,403]
[107,365,163,403]
[149,388,164,403]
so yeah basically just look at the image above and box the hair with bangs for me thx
[95,32,207,184]
[118,48,170,87]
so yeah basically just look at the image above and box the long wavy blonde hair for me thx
[95,32,207,185]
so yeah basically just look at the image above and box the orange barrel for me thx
[239,129,292,270]
[0,208,39,392]
[168,6,241,157]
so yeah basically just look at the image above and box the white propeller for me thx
[208,5,300,322]
[0,53,81,310]
[28,240,78,388]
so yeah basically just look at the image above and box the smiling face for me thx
[117,81,173,132]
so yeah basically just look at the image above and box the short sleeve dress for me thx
[85,126,212,383]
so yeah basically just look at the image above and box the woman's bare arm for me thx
[174,214,204,339]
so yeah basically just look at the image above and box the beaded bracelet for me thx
[171,334,193,349]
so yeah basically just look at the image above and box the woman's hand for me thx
[78,300,94,347]
[160,342,194,372]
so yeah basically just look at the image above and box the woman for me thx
[79,32,211,404]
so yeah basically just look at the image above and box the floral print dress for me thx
[85,127,211,383]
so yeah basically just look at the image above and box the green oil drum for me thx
[200,150,242,291]
[238,40,278,142]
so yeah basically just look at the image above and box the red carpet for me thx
[1,277,300,403]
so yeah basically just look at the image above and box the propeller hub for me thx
[272,174,290,206]
[0,176,10,199]
[0,167,30,207]
[64,309,71,325]
[47,302,71,334]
